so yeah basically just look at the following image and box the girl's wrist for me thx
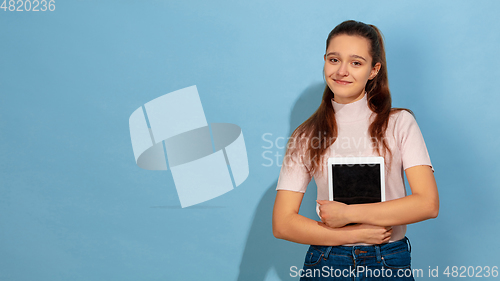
[343,223,362,244]
[346,204,362,224]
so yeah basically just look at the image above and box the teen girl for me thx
[272,20,439,280]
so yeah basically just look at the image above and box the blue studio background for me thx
[1,1,499,280]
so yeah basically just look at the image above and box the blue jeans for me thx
[299,237,415,280]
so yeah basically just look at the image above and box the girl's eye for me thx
[330,58,339,63]
[352,61,361,66]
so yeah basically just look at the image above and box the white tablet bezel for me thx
[327,156,385,203]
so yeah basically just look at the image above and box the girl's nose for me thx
[337,63,349,77]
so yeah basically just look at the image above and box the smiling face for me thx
[324,34,381,104]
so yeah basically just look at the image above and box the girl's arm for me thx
[318,165,439,227]
[273,190,393,246]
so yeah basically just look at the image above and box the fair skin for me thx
[324,34,381,104]
[317,165,439,228]
[272,34,439,246]
[273,190,393,245]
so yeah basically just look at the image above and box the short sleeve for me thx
[396,111,434,172]
[275,139,313,193]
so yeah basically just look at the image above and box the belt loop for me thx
[375,245,381,263]
[324,246,333,260]
[405,237,412,253]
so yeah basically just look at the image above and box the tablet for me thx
[328,157,385,204]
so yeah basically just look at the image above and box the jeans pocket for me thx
[381,249,411,270]
[303,246,323,267]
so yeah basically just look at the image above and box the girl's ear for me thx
[369,62,382,80]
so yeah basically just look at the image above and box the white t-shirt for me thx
[276,93,433,244]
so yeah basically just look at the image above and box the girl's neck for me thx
[333,91,366,104]
[331,92,373,123]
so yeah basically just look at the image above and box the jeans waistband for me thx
[312,236,411,261]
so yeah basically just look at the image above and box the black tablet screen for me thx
[332,163,381,205]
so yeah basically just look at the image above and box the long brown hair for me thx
[285,20,410,174]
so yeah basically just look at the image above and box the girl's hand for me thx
[352,224,392,244]
[317,200,350,228]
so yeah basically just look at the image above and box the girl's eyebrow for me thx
[325,52,367,62]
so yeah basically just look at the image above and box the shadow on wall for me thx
[237,82,326,281]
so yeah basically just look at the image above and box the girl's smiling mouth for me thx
[334,79,352,85]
